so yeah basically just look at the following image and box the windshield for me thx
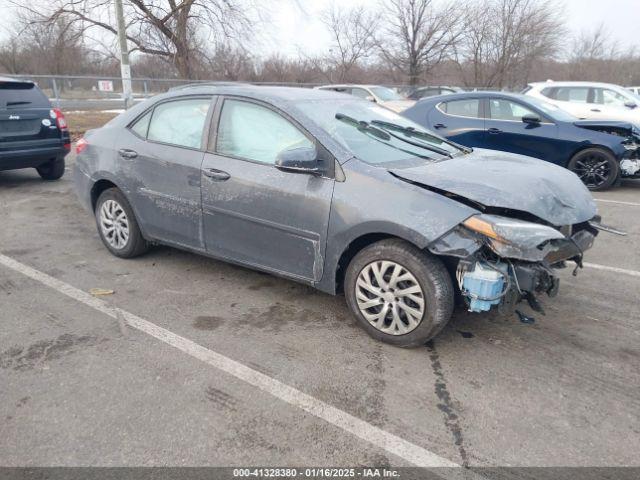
[369,87,403,102]
[295,98,464,165]
[524,96,577,122]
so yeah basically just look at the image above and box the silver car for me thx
[74,85,607,347]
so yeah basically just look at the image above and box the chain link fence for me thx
[2,74,497,111]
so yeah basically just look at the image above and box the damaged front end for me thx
[429,214,609,314]
[575,120,640,177]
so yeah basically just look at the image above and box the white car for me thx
[315,84,415,113]
[524,81,640,122]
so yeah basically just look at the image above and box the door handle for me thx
[118,149,138,159]
[487,127,502,134]
[433,123,447,129]
[590,109,601,112]
[203,168,230,181]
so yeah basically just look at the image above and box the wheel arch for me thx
[326,226,430,295]
[566,143,619,168]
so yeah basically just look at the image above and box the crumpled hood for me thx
[381,100,416,113]
[390,149,597,226]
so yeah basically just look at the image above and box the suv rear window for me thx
[0,81,50,109]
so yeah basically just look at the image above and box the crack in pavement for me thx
[426,340,469,467]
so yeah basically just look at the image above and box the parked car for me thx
[407,86,464,100]
[74,86,609,347]
[315,84,415,112]
[402,91,640,190]
[0,77,70,179]
[523,81,640,123]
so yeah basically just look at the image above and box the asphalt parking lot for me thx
[1,154,639,469]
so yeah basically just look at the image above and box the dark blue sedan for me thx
[402,91,640,190]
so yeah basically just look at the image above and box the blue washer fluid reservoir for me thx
[462,262,507,312]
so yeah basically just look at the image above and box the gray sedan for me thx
[74,85,606,347]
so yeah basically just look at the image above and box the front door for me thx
[484,97,559,161]
[116,96,213,249]
[201,98,334,282]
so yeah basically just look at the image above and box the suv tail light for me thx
[76,137,88,154]
[51,108,68,130]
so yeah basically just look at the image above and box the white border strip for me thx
[594,198,640,207]
[0,253,459,469]
[583,262,640,278]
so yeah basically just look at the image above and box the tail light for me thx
[51,108,68,130]
[76,137,88,154]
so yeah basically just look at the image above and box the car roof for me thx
[317,84,381,89]
[167,84,351,102]
[0,76,35,85]
[528,81,626,89]
[418,91,530,102]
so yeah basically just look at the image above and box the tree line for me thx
[1,0,639,89]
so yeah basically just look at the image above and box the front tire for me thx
[344,239,454,347]
[95,188,149,258]
[568,148,619,191]
[36,158,65,180]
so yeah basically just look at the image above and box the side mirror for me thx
[624,100,637,109]
[522,113,541,124]
[365,95,376,103]
[275,146,320,174]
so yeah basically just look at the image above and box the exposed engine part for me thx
[457,258,560,314]
[457,260,509,312]
[620,158,640,177]
[516,310,535,324]
[588,220,627,236]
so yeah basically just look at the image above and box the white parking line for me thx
[0,253,459,469]
[583,262,640,278]
[594,198,640,207]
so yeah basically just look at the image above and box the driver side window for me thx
[216,99,313,165]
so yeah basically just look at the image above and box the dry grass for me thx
[65,111,119,141]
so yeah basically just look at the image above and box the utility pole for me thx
[114,0,133,109]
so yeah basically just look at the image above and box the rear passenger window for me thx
[440,99,480,118]
[130,110,152,138]
[147,98,211,149]
[555,87,589,103]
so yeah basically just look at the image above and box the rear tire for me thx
[568,148,619,191]
[344,239,454,347]
[95,188,149,258]
[36,158,65,180]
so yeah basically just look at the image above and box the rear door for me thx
[484,97,559,160]
[429,97,485,146]
[200,97,334,282]
[115,95,214,249]
[0,81,60,154]
[547,86,593,118]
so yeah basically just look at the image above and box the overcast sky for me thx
[1,0,638,57]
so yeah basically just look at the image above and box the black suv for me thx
[1,77,70,180]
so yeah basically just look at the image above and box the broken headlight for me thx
[462,214,564,251]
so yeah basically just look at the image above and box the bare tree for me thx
[13,0,259,79]
[456,0,564,89]
[570,24,619,62]
[376,0,465,86]
[318,5,379,82]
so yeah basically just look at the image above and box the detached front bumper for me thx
[430,221,600,313]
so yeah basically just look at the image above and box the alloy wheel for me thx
[572,153,612,188]
[355,260,425,335]
[99,199,130,249]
